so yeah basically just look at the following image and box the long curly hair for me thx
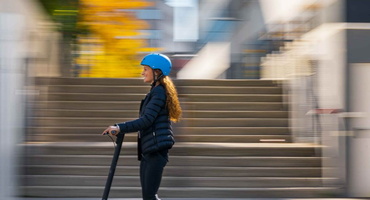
[158,75,182,122]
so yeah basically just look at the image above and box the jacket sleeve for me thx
[116,86,166,133]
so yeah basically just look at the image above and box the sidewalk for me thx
[19,198,366,200]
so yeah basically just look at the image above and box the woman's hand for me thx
[102,126,120,136]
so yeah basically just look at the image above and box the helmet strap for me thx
[151,71,164,89]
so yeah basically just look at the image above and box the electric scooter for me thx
[102,130,124,200]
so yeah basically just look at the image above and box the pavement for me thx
[18,198,367,200]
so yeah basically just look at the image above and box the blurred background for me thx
[1,0,370,199]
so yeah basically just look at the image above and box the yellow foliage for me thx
[81,0,154,9]
[79,53,142,78]
[77,0,160,78]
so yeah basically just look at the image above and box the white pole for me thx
[0,12,25,200]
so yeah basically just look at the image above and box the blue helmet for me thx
[141,53,172,76]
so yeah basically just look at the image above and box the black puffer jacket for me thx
[116,85,174,160]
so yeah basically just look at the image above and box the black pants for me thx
[140,151,168,200]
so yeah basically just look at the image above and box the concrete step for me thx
[32,101,139,110]
[35,77,279,87]
[24,155,323,167]
[24,165,323,177]
[35,77,146,86]
[47,85,150,94]
[178,86,283,94]
[41,93,283,102]
[177,79,280,87]
[42,93,144,102]
[33,109,288,118]
[46,85,282,95]
[22,175,337,187]
[21,185,340,198]
[27,127,290,135]
[32,101,285,111]
[23,142,320,157]
[177,127,290,135]
[183,110,288,118]
[28,134,291,143]
[31,117,289,127]
[180,94,283,102]
[178,102,286,111]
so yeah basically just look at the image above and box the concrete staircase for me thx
[22,77,339,198]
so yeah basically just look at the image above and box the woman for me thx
[102,53,182,200]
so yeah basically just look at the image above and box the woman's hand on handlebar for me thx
[102,126,120,136]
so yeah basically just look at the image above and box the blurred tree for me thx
[77,0,161,78]
[37,0,90,76]
[37,0,160,78]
